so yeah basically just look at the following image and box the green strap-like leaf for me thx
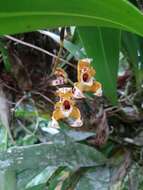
[0,0,143,36]
[122,32,143,87]
[78,27,121,104]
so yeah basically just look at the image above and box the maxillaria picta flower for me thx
[51,67,68,86]
[73,58,102,99]
[50,87,83,128]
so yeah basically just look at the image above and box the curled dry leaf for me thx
[111,149,131,184]
[93,111,109,146]
[76,97,109,146]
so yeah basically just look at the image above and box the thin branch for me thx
[31,91,55,105]
[0,79,19,92]
[67,78,74,86]
[5,35,76,68]
[17,119,33,135]
[14,94,27,110]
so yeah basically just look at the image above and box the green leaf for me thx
[0,39,11,72]
[41,122,95,144]
[61,167,89,190]
[0,123,8,152]
[0,87,13,146]
[25,166,57,189]
[17,166,48,190]
[0,0,143,36]
[25,184,45,190]
[0,142,106,189]
[64,130,95,141]
[39,30,86,59]
[47,167,67,190]
[122,31,143,87]
[0,143,106,172]
[75,167,110,190]
[78,27,121,104]
[0,169,16,190]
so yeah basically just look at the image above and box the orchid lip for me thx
[63,100,71,110]
[82,73,89,82]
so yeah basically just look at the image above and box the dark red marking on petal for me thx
[83,73,89,82]
[63,100,71,110]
